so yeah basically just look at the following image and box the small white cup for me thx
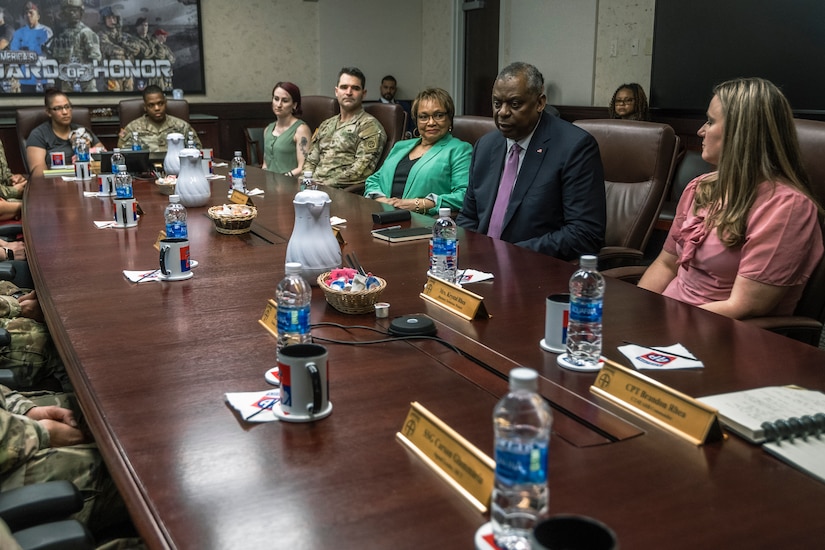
[276,343,332,422]
[112,198,138,228]
[98,174,115,196]
[158,238,191,280]
[75,161,91,180]
[540,293,570,353]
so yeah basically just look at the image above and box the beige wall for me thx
[0,0,653,108]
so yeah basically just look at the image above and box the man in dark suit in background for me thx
[457,62,605,260]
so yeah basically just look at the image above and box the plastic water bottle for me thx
[111,148,124,174]
[164,194,188,239]
[131,131,142,151]
[300,170,314,190]
[114,165,132,198]
[429,207,458,283]
[230,151,246,192]
[276,262,311,351]
[74,129,90,162]
[492,367,553,550]
[566,254,605,367]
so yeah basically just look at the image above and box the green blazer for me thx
[364,133,472,214]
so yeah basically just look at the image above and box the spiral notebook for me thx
[700,386,825,483]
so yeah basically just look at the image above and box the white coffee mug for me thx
[275,343,332,422]
[158,238,191,280]
[201,148,213,175]
[112,198,138,228]
[98,174,115,196]
[540,293,570,353]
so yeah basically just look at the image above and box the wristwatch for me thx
[3,248,12,261]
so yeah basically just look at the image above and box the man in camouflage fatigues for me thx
[0,141,26,201]
[148,29,175,92]
[118,85,202,153]
[0,386,129,537]
[97,6,141,92]
[50,0,102,93]
[303,67,386,187]
[0,282,65,390]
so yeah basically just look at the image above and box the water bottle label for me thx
[112,164,120,174]
[569,298,603,324]
[277,306,310,335]
[76,151,90,162]
[494,439,549,485]
[132,144,141,151]
[232,167,246,180]
[165,222,188,239]
[431,237,457,256]
[115,185,133,198]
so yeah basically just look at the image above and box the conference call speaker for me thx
[388,314,437,337]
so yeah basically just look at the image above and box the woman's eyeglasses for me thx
[614,98,636,105]
[50,104,73,112]
[417,112,447,123]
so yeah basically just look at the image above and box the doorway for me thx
[462,0,499,116]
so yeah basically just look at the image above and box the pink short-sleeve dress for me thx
[662,175,823,315]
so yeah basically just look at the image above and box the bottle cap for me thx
[438,207,451,218]
[303,171,313,178]
[580,255,598,269]
[509,367,539,392]
[117,164,127,172]
[170,194,180,203]
[113,147,120,153]
[234,151,242,156]
[285,262,302,274]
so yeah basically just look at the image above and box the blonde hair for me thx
[695,77,820,246]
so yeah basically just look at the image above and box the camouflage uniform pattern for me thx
[97,25,142,92]
[148,37,175,91]
[0,386,128,535]
[0,141,23,200]
[50,22,102,92]
[303,110,386,186]
[118,114,202,153]
[0,282,65,390]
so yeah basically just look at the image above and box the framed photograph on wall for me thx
[0,0,205,95]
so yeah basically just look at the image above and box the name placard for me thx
[420,276,490,321]
[258,299,278,339]
[229,189,251,205]
[332,226,346,247]
[153,230,166,252]
[590,360,723,445]
[397,401,495,513]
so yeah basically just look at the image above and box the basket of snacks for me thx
[207,204,258,234]
[155,175,177,195]
[318,268,387,314]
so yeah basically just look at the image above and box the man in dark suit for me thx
[457,62,606,260]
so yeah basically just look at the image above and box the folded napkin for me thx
[246,187,264,196]
[123,269,162,283]
[618,343,703,370]
[84,191,101,197]
[458,269,494,284]
[225,390,281,422]
[94,220,118,229]
[206,174,225,180]
[212,162,228,168]
[330,216,347,226]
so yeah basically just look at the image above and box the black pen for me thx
[621,341,699,361]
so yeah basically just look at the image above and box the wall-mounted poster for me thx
[0,0,205,95]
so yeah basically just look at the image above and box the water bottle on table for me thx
[164,194,188,238]
[131,131,142,151]
[230,151,247,192]
[565,254,605,368]
[276,262,312,351]
[429,207,458,283]
[114,165,132,198]
[492,367,553,550]
[111,148,124,174]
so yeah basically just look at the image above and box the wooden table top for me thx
[23,167,825,549]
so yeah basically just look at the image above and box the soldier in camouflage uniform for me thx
[303,67,387,187]
[50,0,102,93]
[0,141,26,200]
[0,385,130,537]
[0,282,65,390]
[118,85,202,153]
[147,29,175,92]
[97,6,142,92]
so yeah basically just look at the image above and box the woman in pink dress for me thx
[639,78,823,319]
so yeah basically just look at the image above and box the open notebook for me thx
[700,386,825,483]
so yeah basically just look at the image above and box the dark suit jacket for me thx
[457,112,606,260]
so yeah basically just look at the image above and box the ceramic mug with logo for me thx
[275,343,332,422]
[158,238,191,280]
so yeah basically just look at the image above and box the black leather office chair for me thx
[451,115,496,146]
[300,96,339,134]
[244,127,265,167]
[16,107,93,173]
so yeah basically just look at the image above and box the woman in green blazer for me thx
[364,88,472,215]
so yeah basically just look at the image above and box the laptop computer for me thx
[98,150,154,175]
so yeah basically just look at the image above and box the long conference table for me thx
[24,165,825,549]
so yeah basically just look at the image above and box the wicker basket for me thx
[207,205,257,235]
[317,272,387,314]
